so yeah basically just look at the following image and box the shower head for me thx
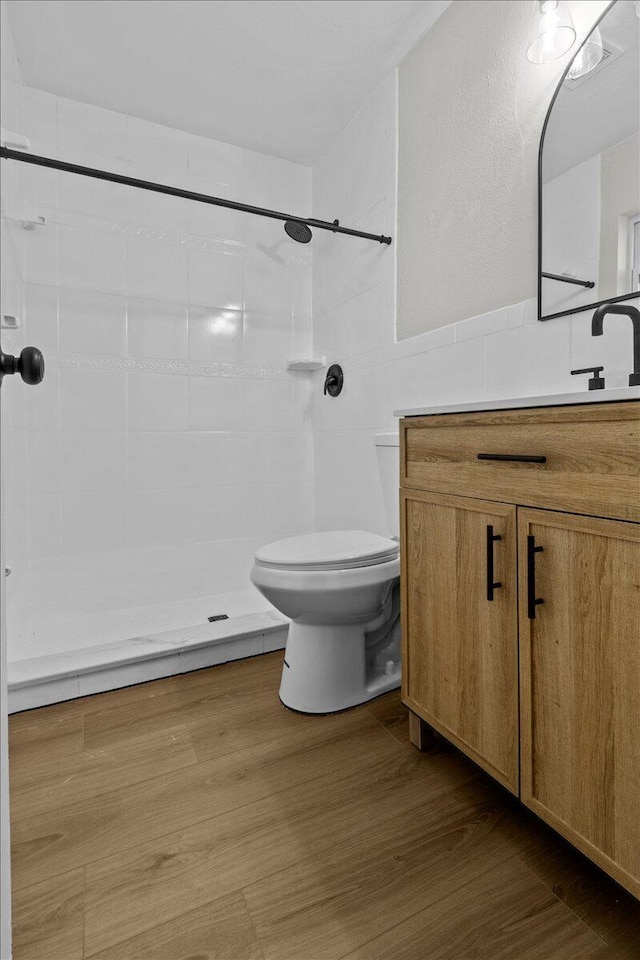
[284,220,312,244]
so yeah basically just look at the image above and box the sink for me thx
[394,386,640,418]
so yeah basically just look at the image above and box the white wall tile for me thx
[27,432,60,495]
[25,283,59,353]
[14,86,58,156]
[23,222,58,287]
[126,116,188,184]
[44,552,133,618]
[129,432,191,490]
[244,260,293,317]
[3,430,27,496]
[3,496,28,564]
[59,288,126,356]
[59,368,127,431]
[127,238,188,303]
[128,372,189,431]
[129,489,191,549]
[187,137,244,193]
[26,366,59,431]
[188,376,243,432]
[128,297,189,360]
[243,310,292,368]
[252,432,313,485]
[188,248,243,310]
[187,432,248,486]
[124,189,190,234]
[59,432,128,494]
[350,283,390,356]
[56,171,131,223]
[188,204,243,244]
[60,492,129,556]
[241,151,293,210]
[455,304,512,342]
[58,226,127,296]
[57,97,128,168]
[243,379,293,433]
[188,304,243,363]
[28,494,61,558]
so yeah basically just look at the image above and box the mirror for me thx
[539,0,640,321]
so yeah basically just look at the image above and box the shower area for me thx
[0,2,397,711]
[0,16,327,706]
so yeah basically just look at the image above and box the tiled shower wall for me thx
[1,77,314,661]
[311,72,638,538]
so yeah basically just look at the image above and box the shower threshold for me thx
[7,611,289,713]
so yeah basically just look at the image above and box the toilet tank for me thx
[374,432,400,540]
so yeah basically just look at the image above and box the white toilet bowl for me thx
[251,529,401,713]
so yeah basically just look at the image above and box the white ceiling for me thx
[6,0,450,164]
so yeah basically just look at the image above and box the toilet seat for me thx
[254,530,398,572]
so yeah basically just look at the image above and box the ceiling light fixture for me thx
[566,24,605,79]
[527,0,577,64]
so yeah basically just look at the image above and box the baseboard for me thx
[8,611,289,713]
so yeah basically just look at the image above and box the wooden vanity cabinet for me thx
[400,401,640,898]
[401,490,519,793]
[518,508,640,895]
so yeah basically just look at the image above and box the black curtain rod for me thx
[0,147,392,245]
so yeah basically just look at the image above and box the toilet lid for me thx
[255,530,399,570]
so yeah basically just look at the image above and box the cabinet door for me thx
[401,490,518,793]
[518,508,640,898]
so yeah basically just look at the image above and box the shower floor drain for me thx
[208,614,230,622]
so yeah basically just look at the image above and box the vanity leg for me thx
[408,711,436,751]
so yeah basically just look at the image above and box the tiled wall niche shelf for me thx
[286,357,326,371]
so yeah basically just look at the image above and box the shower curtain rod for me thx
[0,147,393,245]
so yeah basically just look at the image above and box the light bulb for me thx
[527,0,577,64]
[566,25,605,80]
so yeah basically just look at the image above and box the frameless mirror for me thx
[539,0,640,321]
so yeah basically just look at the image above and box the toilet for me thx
[251,433,401,713]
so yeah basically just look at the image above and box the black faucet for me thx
[591,302,640,387]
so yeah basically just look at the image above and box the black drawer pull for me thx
[527,535,544,620]
[486,525,502,601]
[477,453,547,464]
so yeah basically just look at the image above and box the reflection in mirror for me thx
[540,0,640,320]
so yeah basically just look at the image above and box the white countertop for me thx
[394,386,640,418]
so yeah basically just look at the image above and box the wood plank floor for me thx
[9,651,640,960]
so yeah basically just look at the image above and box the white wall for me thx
[397,0,610,338]
[1,82,314,662]
[311,69,637,539]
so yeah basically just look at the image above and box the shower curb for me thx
[8,611,288,713]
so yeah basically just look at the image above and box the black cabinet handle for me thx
[527,534,544,620]
[486,525,502,601]
[478,453,546,464]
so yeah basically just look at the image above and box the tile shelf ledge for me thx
[286,357,326,372]
[394,386,640,418]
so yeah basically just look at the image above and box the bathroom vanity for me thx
[397,393,640,898]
